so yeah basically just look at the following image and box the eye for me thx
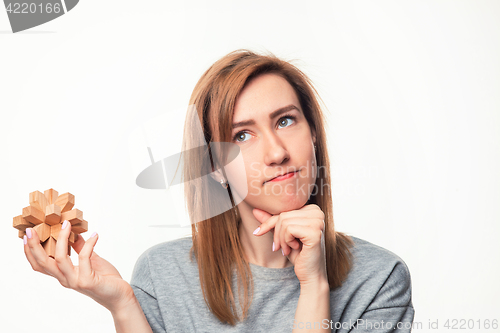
[232,115,297,143]
[277,115,296,129]
[233,131,251,143]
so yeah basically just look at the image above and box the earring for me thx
[220,179,228,189]
[314,145,317,151]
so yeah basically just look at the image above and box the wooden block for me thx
[42,237,57,258]
[29,191,48,212]
[45,204,61,226]
[69,232,77,244]
[18,229,26,239]
[33,223,51,242]
[54,192,75,213]
[61,209,84,225]
[16,189,88,255]
[51,223,77,243]
[22,205,45,225]
[72,219,88,234]
[13,215,34,231]
[44,188,58,204]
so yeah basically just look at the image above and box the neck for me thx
[237,201,293,268]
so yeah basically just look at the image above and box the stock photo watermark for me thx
[3,0,79,33]
[292,318,499,330]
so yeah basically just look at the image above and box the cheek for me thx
[243,157,264,197]
[224,151,250,204]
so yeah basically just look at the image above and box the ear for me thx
[311,127,317,145]
[210,168,225,183]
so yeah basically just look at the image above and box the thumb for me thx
[252,208,273,224]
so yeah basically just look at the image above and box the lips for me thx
[266,171,298,183]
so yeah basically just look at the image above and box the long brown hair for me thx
[182,49,353,325]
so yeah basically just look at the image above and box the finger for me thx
[253,214,279,236]
[23,235,45,273]
[275,218,309,254]
[278,219,300,255]
[78,232,99,277]
[273,217,299,253]
[252,208,272,224]
[286,241,303,263]
[279,218,291,255]
[273,216,283,252]
[25,228,68,284]
[282,224,305,256]
[297,205,325,220]
[54,220,77,283]
[318,219,325,232]
[300,204,320,211]
[284,224,321,253]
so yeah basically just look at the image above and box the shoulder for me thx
[131,236,195,285]
[135,236,193,264]
[349,236,410,270]
[339,236,413,310]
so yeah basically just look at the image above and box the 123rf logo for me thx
[3,0,79,33]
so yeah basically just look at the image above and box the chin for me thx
[265,195,309,214]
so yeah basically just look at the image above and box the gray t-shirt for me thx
[130,236,414,332]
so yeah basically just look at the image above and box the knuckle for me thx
[54,253,66,264]
[281,211,293,219]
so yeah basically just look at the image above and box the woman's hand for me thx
[23,220,136,314]
[252,204,328,286]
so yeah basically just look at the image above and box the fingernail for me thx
[253,227,260,235]
[62,220,68,229]
[282,249,285,256]
[26,228,32,239]
[23,235,27,245]
[91,232,97,238]
[272,242,275,251]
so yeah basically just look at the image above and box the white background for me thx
[1,1,499,332]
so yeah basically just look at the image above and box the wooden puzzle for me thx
[13,188,88,258]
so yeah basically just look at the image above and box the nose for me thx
[263,131,290,166]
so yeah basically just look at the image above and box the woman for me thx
[23,50,414,332]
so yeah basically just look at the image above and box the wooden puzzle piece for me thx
[22,205,45,225]
[13,215,34,231]
[51,223,77,243]
[54,192,75,213]
[42,237,57,258]
[72,219,88,234]
[45,204,61,226]
[33,223,51,242]
[61,208,84,225]
[44,189,58,204]
[29,191,48,212]
[14,188,88,258]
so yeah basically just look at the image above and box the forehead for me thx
[233,73,301,121]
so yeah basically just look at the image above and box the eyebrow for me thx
[232,104,300,129]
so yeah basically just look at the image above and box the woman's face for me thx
[224,73,317,215]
